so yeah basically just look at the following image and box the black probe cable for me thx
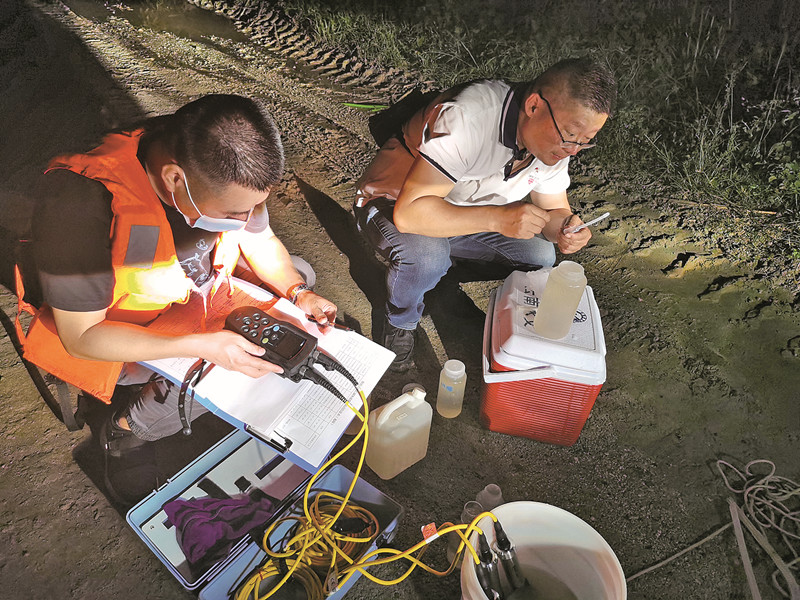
[178,349,359,436]
[178,358,214,436]
[312,350,360,389]
[300,365,351,404]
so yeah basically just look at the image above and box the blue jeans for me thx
[355,199,556,329]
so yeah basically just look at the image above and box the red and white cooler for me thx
[481,268,606,446]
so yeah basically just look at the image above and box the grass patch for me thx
[270,0,799,246]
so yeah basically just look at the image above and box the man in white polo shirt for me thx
[354,58,616,371]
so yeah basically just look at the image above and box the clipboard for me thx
[140,277,394,471]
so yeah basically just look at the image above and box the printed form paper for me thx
[141,277,394,469]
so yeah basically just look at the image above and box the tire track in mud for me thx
[587,254,735,399]
[38,0,386,193]
[583,209,755,407]
[187,0,428,100]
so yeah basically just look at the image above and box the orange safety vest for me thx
[15,129,242,402]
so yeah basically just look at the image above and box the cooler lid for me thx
[491,269,606,377]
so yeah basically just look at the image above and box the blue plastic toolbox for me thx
[126,429,404,599]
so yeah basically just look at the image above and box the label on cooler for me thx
[515,297,596,350]
[491,270,606,379]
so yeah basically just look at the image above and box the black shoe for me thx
[382,319,416,372]
[99,414,159,507]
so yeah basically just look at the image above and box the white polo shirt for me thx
[356,80,570,208]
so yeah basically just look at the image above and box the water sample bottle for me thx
[436,359,467,418]
[446,500,485,566]
[476,484,505,511]
[533,261,587,339]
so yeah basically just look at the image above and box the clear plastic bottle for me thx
[533,261,587,339]
[436,359,466,418]
[476,484,505,511]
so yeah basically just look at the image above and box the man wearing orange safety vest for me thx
[25,95,336,505]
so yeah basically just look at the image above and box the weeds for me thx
[271,0,798,226]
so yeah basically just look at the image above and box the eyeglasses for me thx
[538,92,597,150]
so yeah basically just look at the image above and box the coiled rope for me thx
[626,459,799,599]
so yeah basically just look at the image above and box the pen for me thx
[306,315,352,331]
[564,211,610,234]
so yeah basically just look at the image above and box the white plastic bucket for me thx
[461,501,626,600]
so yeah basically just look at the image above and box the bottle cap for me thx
[555,260,586,283]
[443,359,466,378]
[402,382,426,395]
[476,483,505,511]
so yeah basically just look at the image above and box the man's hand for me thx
[198,330,284,378]
[556,213,592,254]
[295,291,337,326]
[493,201,552,239]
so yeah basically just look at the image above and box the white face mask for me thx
[172,172,252,232]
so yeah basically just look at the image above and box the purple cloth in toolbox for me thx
[164,495,275,566]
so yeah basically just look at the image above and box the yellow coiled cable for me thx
[234,388,492,598]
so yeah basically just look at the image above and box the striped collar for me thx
[499,84,528,161]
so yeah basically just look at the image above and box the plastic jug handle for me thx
[376,393,420,428]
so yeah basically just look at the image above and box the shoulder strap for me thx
[368,87,440,147]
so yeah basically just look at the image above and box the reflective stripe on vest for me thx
[18,130,241,402]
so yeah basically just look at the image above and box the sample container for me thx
[437,359,467,418]
[366,387,432,479]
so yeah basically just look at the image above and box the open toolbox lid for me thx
[126,429,312,591]
[490,269,606,383]
[127,429,405,598]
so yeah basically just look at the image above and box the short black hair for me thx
[165,94,284,191]
[528,58,617,116]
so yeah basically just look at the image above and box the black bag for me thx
[367,86,439,148]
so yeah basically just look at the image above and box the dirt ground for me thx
[1,1,798,599]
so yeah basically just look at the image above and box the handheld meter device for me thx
[225,306,318,382]
[179,306,362,437]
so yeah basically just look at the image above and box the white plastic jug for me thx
[366,388,432,480]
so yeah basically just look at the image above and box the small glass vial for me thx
[436,359,466,418]
[533,261,587,339]
[447,500,484,566]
